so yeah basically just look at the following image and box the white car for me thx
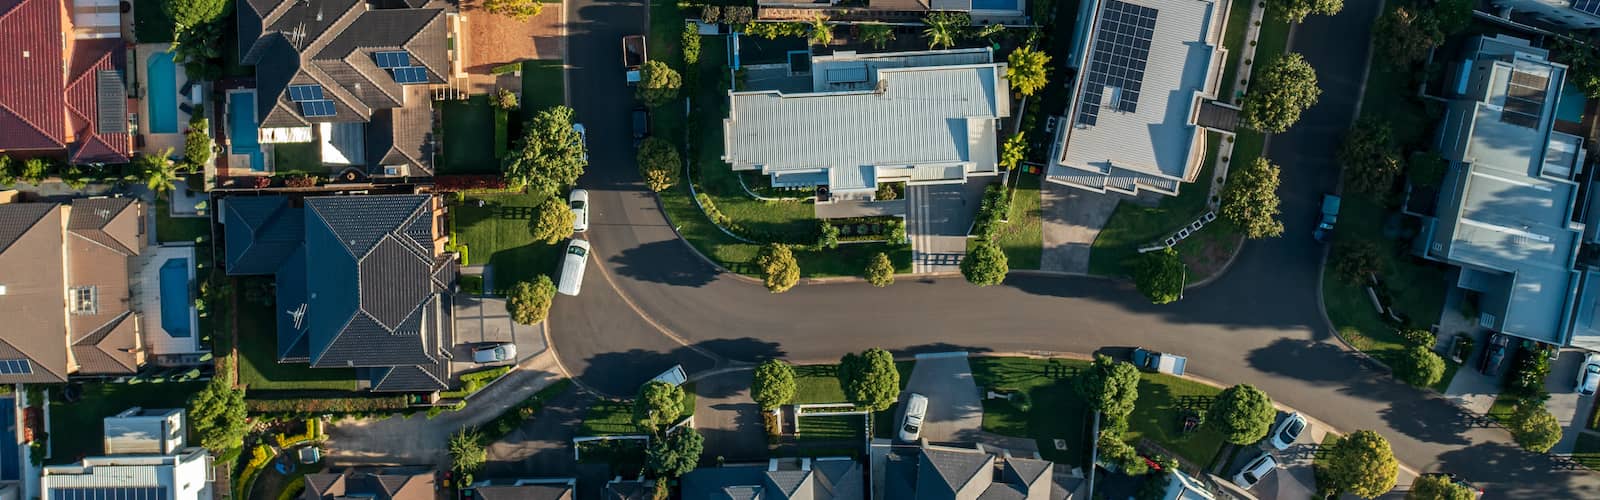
[1579,354,1600,397]
[471,343,516,364]
[1269,413,1308,450]
[1232,452,1278,490]
[569,189,590,233]
[898,393,929,442]
[573,123,588,162]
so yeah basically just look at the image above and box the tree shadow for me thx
[1436,441,1600,498]
[609,239,719,288]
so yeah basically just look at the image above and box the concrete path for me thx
[1039,182,1120,274]
[898,353,982,443]
[691,368,770,462]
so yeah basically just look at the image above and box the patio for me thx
[130,245,205,364]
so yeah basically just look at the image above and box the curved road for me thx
[550,0,1600,496]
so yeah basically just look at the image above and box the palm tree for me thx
[138,148,181,198]
[922,13,967,49]
[809,17,833,46]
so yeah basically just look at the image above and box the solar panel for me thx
[391,66,429,84]
[373,51,411,69]
[50,487,168,500]
[287,84,324,102]
[1076,0,1159,127]
[299,99,336,117]
[1574,0,1600,17]
[0,360,30,375]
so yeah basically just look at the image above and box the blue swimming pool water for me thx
[972,0,1017,10]
[1557,84,1587,124]
[228,92,266,171]
[147,52,178,134]
[0,398,16,481]
[160,258,192,338]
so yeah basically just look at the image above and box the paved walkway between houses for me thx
[1038,181,1121,274]
[899,353,982,443]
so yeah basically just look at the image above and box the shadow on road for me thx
[1436,441,1600,498]
[610,238,721,288]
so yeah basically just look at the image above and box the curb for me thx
[1185,234,1247,290]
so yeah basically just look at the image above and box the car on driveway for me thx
[1232,452,1278,490]
[573,123,588,162]
[899,393,928,442]
[472,343,516,364]
[631,107,650,147]
[570,189,589,233]
[1481,333,1511,376]
[1269,412,1307,450]
[1578,354,1600,396]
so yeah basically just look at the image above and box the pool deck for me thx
[134,43,194,158]
[130,245,203,357]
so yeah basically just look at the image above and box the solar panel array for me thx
[0,359,29,375]
[287,84,324,102]
[50,488,168,500]
[1573,0,1600,17]
[373,51,411,69]
[300,100,337,117]
[1076,0,1159,127]
[391,66,428,84]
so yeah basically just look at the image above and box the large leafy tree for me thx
[1554,39,1600,99]
[751,359,797,409]
[1220,158,1285,239]
[865,252,895,287]
[756,244,801,293]
[505,106,586,195]
[1075,355,1141,422]
[1134,248,1184,304]
[482,0,543,20]
[1374,7,1444,68]
[531,196,576,244]
[646,428,704,477]
[1339,118,1402,195]
[1509,400,1562,453]
[1208,384,1276,445]
[1266,0,1341,23]
[1006,46,1052,97]
[637,60,682,108]
[505,276,556,325]
[188,373,247,452]
[637,137,680,192]
[1407,473,1476,500]
[1324,430,1399,499]
[634,381,686,430]
[922,12,968,49]
[1241,53,1321,133]
[1433,0,1473,35]
[165,0,231,30]
[961,240,1008,287]
[184,118,213,168]
[840,348,900,411]
[1397,345,1445,388]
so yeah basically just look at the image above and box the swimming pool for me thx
[147,52,178,134]
[228,91,266,171]
[972,0,1019,10]
[160,258,192,338]
[0,398,16,481]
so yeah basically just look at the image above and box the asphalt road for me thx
[552,0,1600,496]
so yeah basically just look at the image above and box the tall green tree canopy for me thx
[1510,400,1562,453]
[1396,345,1445,388]
[1374,7,1444,68]
[646,428,704,477]
[751,359,797,409]
[637,60,682,108]
[165,0,231,29]
[1075,355,1141,421]
[1134,248,1185,304]
[961,240,1009,287]
[635,381,686,430]
[449,428,487,474]
[866,252,896,287]
[840,348,900,411]
[1339,118,1402,195]
[757,244,801,293]
[637,137,680,192]
[188,374,247,452]
[1241,53,1321,133]
[1325,430,1399,498]
[1006,46,1052,97]
[1208,384,1276,445]
[505,276,557,325]
[1406,473,1476,500]
[505,106,586,195]
[1220,158,1285,239]
[1266,0,1342,23]
[532,196,576,244]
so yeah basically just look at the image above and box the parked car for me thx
[631,107,651,147]
[1131,347,1187,376]
[472,343,516,363]
[557,239,591,296]
[570,189,590,233]
[1313,194,1340,242]
[1268,412,1307,450]
[1232,453,1278,490]
[1480,333,1511,376]
[899,393,929,442]
[1578,353,1600,397]
[573,123,588,162]
[623,35,647,84]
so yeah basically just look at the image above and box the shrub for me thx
[491,88,519,111]
[1509,399,1561,453]
[972,185,1010,241]
[450,427,487,474]
[762,410,780,443]
[961,240,1008,286]
[531,196,576,244]
[1507,349,1552,398]
[637,60,682,108]
[491,62,523,75]
[756,244,801,293]
[1208,384,1276,445]
[434,175,511,192]
[637,137,680,192]
[1134,248,1184,304]
[250,176,271,189]
[482,0,542,20]
[283,174,319,188]
[185,118,213,166]
[866,252,895,287]
[20,158,49,184]
[635,381,686,430]
[1323,430,1398,498]
[1398,328,1436,347]
[246,396,409,414]
[724,5,752,23]
[506,276,557,325]
[1332,239,1381,284]
[875,182,899,201]
[1396,345,1445,388]
[700,4,720,23]
[0,155,14,186]
[682,22,702,65]
[816,220,839,249]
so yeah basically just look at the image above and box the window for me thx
[70,286,97,314]
[0,359,32,375]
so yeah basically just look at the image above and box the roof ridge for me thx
[0,203,59,255]
[65,50,114,89]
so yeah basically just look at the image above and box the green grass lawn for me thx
[970,357,1090,466]
[797,414,865,441]
[793,364,849,404]
[994,173,1044,270]
[452,191,564,292]
[49,382,206,463]
[520,60,568,120]
[133,0,174,43]
[1089,133,1223,277]
[155,198,209,244]
[438,96,501,175]
[271,142,322,175]
[1125,372,1229,467]
[235,277,358,391]
[1573,432,1600,469]
[580,400,644,436]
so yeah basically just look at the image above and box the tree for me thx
[1220,158,1285,239]
[1134,248,1184,304]
[1340,118,1400,195]
[1097,431,1149,476]
[1076,355,1141,421]
[701,4,720,23]
[1324,430,1399,499]
[858,23,896,49]
[1397,345,1445,388]
[1241,53,1321,133]
[449,428,487,474]
[682,21,702,65]
[635,381,686,430]
[875,182,900,201]
[505,276,556,325]
[1509,400,1562,453]
[646,428,704,477]
[1332,239,1381,284]
[491,88,519,111]
[137,148,180,197]
[1266,0,1341,23]
[840,348,900,411]
[962,240,1009,286]
[637,137,680,192]
[1407,473,1476,500]
[482,0,542,20]
[531,196,576,244]
[922,12,968,49]
[0,155,14,186]
[1208,384,1276,445]
[866,252,895,287]
[1374,7,1443,68]
[1555,39,1600,99]
[751,359,797,409]
[185,118,213,167]
[817,221,839,249]
[1433,0,1473,35]
[809,17,833,46]
[1006,46,1052,97]
[637,60,682,108]
[188,374,246,452]
[505,106,586,195]
[165,0,230,29]
[999,133,1026,171]
[756,244,801,293]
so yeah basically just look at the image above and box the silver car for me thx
[1578,353,1600,397]
[472,343,516,364]
[1232,453,1278,490]
[569,189,590,233]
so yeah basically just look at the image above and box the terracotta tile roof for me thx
[66,39,132,164]
[0,0,68,151]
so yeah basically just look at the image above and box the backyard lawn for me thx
[438,96,502,175]
[797,414,866,442]
[580,400,644,436]
[1089,133,1223,278]
[235,277,358,391]
[1574,432,1600,469]
[271,142,322,175]
[452,191,564,293]
[1124,372,1228,467]
[969,357,1090,466]
[155,198,209,243]
[48,382,205,463]
[792,362,914,405]
[520,60,568,119]
[994,173,1044,271]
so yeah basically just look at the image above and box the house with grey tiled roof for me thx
[235,0,459,178]
[682,457,864,500]
[879,441,1055,500]
[221,193,456,392]
[304,469,436,500]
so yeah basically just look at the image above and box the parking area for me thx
[1548,350,1597,453]
[897,353,982,443]
[451,293,546,373]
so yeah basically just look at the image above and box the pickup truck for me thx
[623,35,647,85]
[1313,194,1341,242]
[1132,347,1187,376]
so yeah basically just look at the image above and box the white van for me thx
[899,393,929,442]
[557,239,591,296]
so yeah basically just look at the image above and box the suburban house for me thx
[220,193,457,392]
[722,48,1010,210]
[470,478,577,500]
[755,0,1027,23]
[1046,0,1229,196]
[1492,0,1600,30]
[0,196,147,383]
[0,0,131,164]
[41,407,214,500]
[235,0,462,178]
[303,469,435,499]
[681,457,863,499]
[1416,35,1587,348]
[877,441,1058,499]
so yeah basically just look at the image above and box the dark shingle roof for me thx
[224,196,305,275]
[71,311,139,374]
[476,484,573,500]
[917,447,992,497]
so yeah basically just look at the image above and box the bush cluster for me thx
[246,396,409,415]
[434,175,512,192]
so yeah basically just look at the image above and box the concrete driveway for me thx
[897,353,982,443]
[1039,181,1125,274]
[691,368,770,462]
[1548,350,1596,454]
[908,182,991,274]
[451,293,546,375]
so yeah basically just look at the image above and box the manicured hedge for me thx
[246,395,408,415]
